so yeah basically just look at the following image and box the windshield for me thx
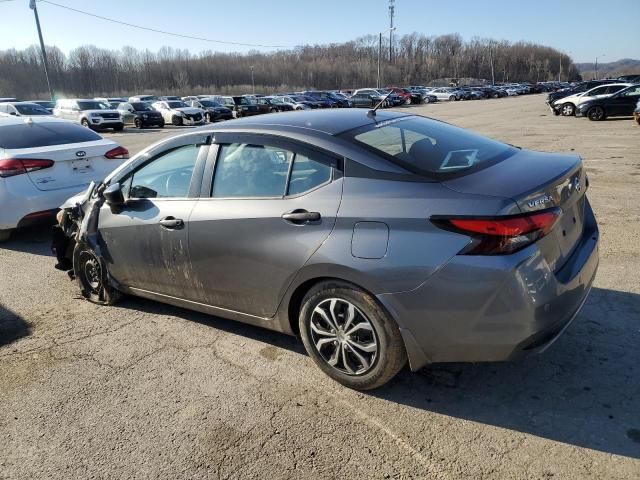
[131,103,152,111]
[199,100,220,107]
[341,116,516,177]
[15,104,51,115]
[77,101,111,110]
[167,101,187,108]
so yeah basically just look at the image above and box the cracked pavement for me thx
[1,95,639,479]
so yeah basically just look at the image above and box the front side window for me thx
[212,144,293,198]
[621,86,640,97]
[342,116,515,177]
[127,144,200,199]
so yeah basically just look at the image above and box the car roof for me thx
[0,115,71,126]
[211,109,412,136]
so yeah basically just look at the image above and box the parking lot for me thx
[1,94,639,479]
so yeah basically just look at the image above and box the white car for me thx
[151,100,205,126]
[552,83,633,116]
[53,99,124,131]
[0,116,128,241]
[427,88,459,101]
[0,102,52,117]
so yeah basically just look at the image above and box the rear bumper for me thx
[0,176,91,230]
[378,199,600,371]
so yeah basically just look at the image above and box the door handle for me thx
[159,216,184,229]
[282,210,321,224]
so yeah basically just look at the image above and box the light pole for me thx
[594,54,605,80]
[250,65,255,94]
[29,0,54,101]
[377,27,396,89]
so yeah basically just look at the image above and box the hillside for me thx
[576,58,640,79]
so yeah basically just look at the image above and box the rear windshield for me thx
[167,101,187,108]
[15,104,51,115]
[0,121,102,149]
[341,116,516,177]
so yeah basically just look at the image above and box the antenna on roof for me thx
[368,91,393,117]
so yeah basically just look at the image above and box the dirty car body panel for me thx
[56,110,599,374]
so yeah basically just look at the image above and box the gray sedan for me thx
[54,109,599,390]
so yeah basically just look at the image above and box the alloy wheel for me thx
[561,104,574,116]
[589,106,604,121]
[309,298,378,375]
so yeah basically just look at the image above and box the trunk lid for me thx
[8,139,120,192]
[443,149,587,271]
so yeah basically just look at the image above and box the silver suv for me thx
[53,99,124,131]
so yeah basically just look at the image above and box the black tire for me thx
[158,121,165,128]
[587,106,606,121]
[80,118,91,128]
[134,118,143,128]
[205,113,212,123]
[299,281,406,390]
[113,124,124,132]
[561,103,575,116]
[172,115,183,126]
[73,242,121,306]
[449,95,456,101]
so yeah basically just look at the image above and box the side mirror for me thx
[9,112,16,116]
[103,183,125,206]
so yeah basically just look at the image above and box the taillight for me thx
[431,208,561,255]
[105,146,129,159]
[0,158,55,178]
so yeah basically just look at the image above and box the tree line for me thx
[0,33,580,99]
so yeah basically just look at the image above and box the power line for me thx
[39,0,295,49]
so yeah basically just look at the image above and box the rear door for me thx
[187,135,343,317]
[98,133,210,296]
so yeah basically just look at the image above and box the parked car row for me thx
[545,78,640,122]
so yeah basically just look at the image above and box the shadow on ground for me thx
[121,287,639,458]
[0,303,31,347]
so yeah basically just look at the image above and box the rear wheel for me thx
[205,113,213,123]
[73,242,121,306]
[158,121,165,128]
[449,95,456,101]
[588,106,606,121]
[172,115,183,126]
[299,281,406,390]
[134,118,142,128]
[0,229,13,242]
[561,103,575,116]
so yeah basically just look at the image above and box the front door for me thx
[187,137,343,318]
[609,86,640,116]
[98,135,209,297]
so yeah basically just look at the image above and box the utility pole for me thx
[489,42,495,85]
[388,0,395,63]
[558,55,562,82]
[250,65,255,94]
[594,57,598,80]
[377,33,382,88]
[29,0,54,101]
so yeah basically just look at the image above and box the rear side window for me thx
[0,121,102,149]
[341,116,516,177]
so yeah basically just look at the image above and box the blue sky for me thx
[1,0,638,63]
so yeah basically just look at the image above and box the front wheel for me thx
[561,103,575,116]
[134,118,143,128]
[449,95,456,101]
[73,242,121,306]
[299,281,406,390]
[80,118,91,128]
[588,106,606,121]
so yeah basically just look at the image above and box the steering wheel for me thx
[164,170,192,197]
